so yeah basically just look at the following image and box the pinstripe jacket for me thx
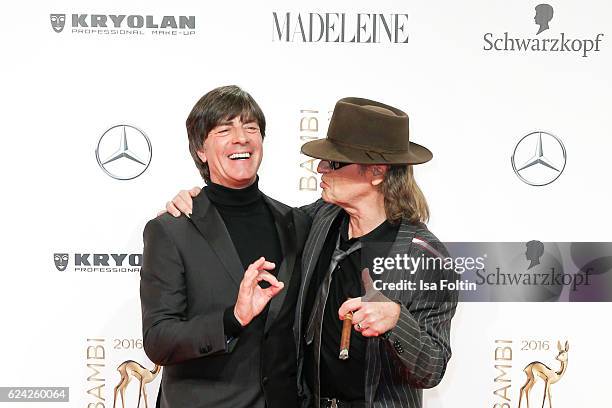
[295,200,458,408]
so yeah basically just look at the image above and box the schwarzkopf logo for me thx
[95,124,152,181]
[511,131,566,186]
[483,4,604,57]
[52,252,142,272]
[49,13,196,36]
[272,12,409,43]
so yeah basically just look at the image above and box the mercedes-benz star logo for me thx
[96,125,152,180]
[511,131,566,186]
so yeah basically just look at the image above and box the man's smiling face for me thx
[197,116,263,188]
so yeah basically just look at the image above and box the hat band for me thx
[329,137,410,155]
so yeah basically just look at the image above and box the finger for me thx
[248,257,267,271]
[338,297,362,318]
[170,196,189,215]
[165,201,181,217]
[353,315,377,333]
[255,271,281,287]
[241,261,263,286]
[351,309,366,326]
[249,258,275,273]
[173,191,194,215]
[360,328,380,338]
[354,320,369,333]
[259,282,285,298]
[258,261,276,271]
[178,189,192,200]
[243,268,258,284]
[188,186,202,197]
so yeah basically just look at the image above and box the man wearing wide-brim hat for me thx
[164,96,458,408]
[297,97,457,408]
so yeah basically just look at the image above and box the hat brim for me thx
[300,139,432,165]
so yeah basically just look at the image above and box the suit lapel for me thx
[262,195,296,333]
[189,191,244,287]
[296,204,342,339]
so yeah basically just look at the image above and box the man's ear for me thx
[370,165,388,186]
[196,148,207,164]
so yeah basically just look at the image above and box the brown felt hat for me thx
[301,97,432,164]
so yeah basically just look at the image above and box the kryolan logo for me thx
[483,4,604,57]
[49,13,196,36]
[53,252,142,272]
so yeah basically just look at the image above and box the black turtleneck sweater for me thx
[204,178,283,337]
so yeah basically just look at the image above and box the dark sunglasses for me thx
[325,160,351,170]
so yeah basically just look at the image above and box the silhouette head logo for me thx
[534,4,554,35]
[50,14,66,33]
[525,240,544,270]
[54,253,69,271]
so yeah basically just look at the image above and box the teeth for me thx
[229,152,251,160]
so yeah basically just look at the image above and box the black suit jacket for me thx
[140,191,311,408]
[296,200,457,408]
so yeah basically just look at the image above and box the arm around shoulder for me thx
[299,198,327,219]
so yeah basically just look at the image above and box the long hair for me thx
[379,165,429,224]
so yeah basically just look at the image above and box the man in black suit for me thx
[140,85,310,408]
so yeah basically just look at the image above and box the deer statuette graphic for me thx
[518,340,569,408]
[113,360,161,408]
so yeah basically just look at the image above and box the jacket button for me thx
[262,376,269,385]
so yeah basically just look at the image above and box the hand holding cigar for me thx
[339,311,353,360]
[337,269,401,339]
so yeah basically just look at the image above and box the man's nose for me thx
[317,160,330,174]
[232,127,249,144]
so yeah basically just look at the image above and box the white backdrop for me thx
[1,0,611,407]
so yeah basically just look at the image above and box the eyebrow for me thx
[214,119,258,128]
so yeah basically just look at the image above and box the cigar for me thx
[339,312,353,360]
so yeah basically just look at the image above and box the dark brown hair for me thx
[186,85,266,182]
